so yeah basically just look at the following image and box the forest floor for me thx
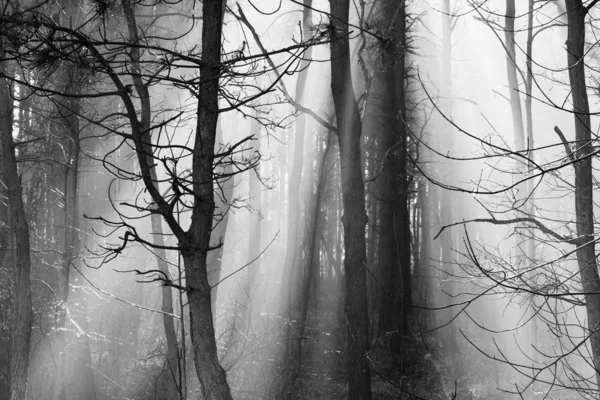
[288,321,535,400]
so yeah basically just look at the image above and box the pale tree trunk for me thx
[207,122,233,326]
[281,131,333,398]
[0,42,33,400]
[53,91,87,400]
[565,0,600,389]
[51,4,85,397]
[505,0,525,151]
[505,0,538,384]
[121,2,181,397]
[245,116,261,326]
[439,0,457,351]
[279,0,312,322]
[278,1,313,392]
[525,0,537,355]
[330,1,372,398]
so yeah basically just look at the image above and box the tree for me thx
[329,1,372,398]
[0,29,33,400]
[120,2,181,397]
[564,0,600,388]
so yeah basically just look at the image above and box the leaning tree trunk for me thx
[121,2,181,397]
[565,0,600,390]
[329,1,372,399]
[0,44,33,400]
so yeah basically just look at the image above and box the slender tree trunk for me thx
[329,1,371,398]
[417,179,430,309]
[394,1,411,334]
[505,0,525,151]
[120,3,182,397]
[565,0,600,389]
[525,0,537,363]
[439,0,457,351]
[280,0,312,322]
[53,91,83,400]
[281,131,333,398]
[0,44,33,400]
[244,116,262,326]
[278,1,313,392]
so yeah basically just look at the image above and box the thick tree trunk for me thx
[329,1,372,398]
[0,47,33,400]
[184,1,232,398]
[183,251,232,400]
[368,0,400,337]
[565,0,600,389]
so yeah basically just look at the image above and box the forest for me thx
[2,0,600,399]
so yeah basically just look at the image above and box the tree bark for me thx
[565,0,600,389]
[184,1,232,398]
[394,0,411,334]
[329,1,372,398]
[0,43,33,400]
[368,0,401,337]
[117,0,232,397]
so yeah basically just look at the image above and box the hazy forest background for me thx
[3,0,600,399]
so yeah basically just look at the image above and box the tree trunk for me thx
[367,0,400,338]
[183,251,232,400]
[565,0,600,389]
[394,1,411,334]
[439,0,457,351]
[121,2,182,397]
[505,0,525,151]
[329,1,372,398]
[184,1,232,398]
[279,0,312,323]
[0,43,33,400]
[53,91,83,400]
[281,131,333,397]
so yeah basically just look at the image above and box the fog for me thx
[1,0,600,399]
